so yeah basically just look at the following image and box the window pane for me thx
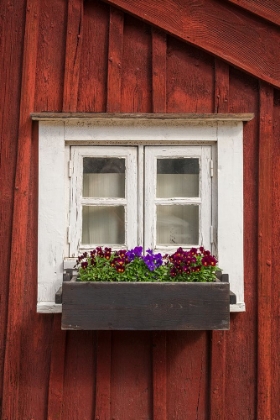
[83,157,125,198]
[82,206,125,244]
[157,158,199,198]
[156,205,199,245]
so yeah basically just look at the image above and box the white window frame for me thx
[144,145,212,254]
[70,145,212,256]
[34,113,254,314]
[70,146,138,255]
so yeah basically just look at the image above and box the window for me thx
[33,113,253,313]
[69,145,212,256]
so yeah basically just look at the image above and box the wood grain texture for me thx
[121,14,152,112]
[103,0,280,89]
[77,1,109,112]
[167,331,209,419]
[62,331,96,420]
[210,59,229,420]
[111,331,153,420]
[227,0,280,26]
[166,37,214,113]
[271,89,280,420]
[257,82,273,420]
[0,0,25,406]
[31,111,254,121]
[63,0,84,111]
[35,0,67,112]
[107,7,124,112]
[62,282,230,330]
[1,1,40,418]
[1,1,279,418]
[152,29,166,113]
[95,332,112,420]
[152,332,167,420]
[47,317,67,420]
[214,59,229,114]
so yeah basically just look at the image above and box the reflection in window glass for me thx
[157,158,199,198]
[83,157,125,198]
[82,206,125,244]
[156,205,199,245]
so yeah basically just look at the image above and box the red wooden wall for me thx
[0,0,279,419]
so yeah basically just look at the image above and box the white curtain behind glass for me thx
[156,174,199,245]
[82,173,125,244]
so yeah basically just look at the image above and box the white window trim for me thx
[34,113,254,314]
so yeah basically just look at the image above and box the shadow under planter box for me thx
[61,278,230,330]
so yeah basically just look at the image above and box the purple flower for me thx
[126,246,143,262]
[142,249,163,271]
[143,254,155,271]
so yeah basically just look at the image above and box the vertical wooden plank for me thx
[271,89,280,420]
[0,0,25,405]
[34,0,67,111]
[46,2,84,419]
[214,59,229,113]
[152,29,166,113]
[1,0,40,418]
[121,14,152,112]
[166,37,214,113]
[63,0,84,112]
[209,59,229,420]
[152,27,167,420]
[257,82,273,420]
[94,332,112,420]
[47,317,67,420]
[78,1,109,112]
[107,7,124,112]
[62,332,96,419]
[167,331,209,419]
[111,331,153,419]
[152,332,167,420]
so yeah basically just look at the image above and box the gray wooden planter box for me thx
[61,278,230,330]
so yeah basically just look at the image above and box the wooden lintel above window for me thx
[31,112,254,122]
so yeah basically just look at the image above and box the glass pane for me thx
[82,206,125,244]
[83,157,125,198]
[157,158,199,198]
[156,205,199,245]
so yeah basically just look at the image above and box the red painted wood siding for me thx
[0,1,279,419]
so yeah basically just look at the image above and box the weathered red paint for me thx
[0,0,279,418]
[103,0,280,89]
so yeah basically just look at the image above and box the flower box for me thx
[61,278,230,330]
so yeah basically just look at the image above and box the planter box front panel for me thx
[62,281,230,330]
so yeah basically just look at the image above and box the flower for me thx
[126,246,143,261]
[142,249,163,271]
[76,246,220,283]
